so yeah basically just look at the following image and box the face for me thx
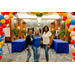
[45,27,48,32]
[35,29,39,35]
[29,30,32,35]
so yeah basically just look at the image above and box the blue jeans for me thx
[43,44,49,61]
[27,45,32,61]
[32,46,40,62]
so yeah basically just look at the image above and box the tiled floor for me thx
[0,43,73,62]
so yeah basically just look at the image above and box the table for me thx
[12,39,26,53]
[53,39,69,53]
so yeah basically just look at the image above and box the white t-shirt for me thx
[42,31,52,44]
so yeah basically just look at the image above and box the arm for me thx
[26,36,29,48]
[49,35,52,46]
[48,35,52,48]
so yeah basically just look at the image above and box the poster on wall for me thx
[3,27,10,37]
[56,30,59,36]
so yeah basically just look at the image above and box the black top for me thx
[26,35,33,48]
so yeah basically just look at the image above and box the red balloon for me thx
[5,19,10,24]
[0,30,4,35]
[0,55,2,59]
[71,12,74,15]
[71,40,75,45]
[73,57,75,61]
[0,26,3,31]
[1,24,7,28]
[73,27,75,31]
[13,12,17,14]
[72,52,75,56]
[1,12,5,15]
[4,12,9,15]
[66,23,71,27]
[63,17,67,21]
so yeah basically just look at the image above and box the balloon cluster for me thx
[58,12,75,61]
[0,12,17,59]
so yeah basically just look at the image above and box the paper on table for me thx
[3,27,10,37]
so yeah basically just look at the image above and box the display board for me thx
[56,30,59,36]
[3,27,10,37]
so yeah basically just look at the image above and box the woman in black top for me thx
[26,29,33,62]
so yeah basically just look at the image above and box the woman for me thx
[26,29,33,62]
[32,29,42,62]
[42,26,52,62]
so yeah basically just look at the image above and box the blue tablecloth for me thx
[11,39,26,53]
[53,39,69,53]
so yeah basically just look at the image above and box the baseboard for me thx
[5,41,11,43]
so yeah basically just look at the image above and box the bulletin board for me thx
[3,27,10,37]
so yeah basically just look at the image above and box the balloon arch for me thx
[58,12,75,62]
[0,12,17,59]
[0,12,75,61]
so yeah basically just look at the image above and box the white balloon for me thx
[71,31,75,35]
[72,36,75,40]
[67,13,72,19]
[70,25,74,29]
[71,45,74,50]
[71,15,75,20]
[71,45,75,50]
[4,15,9,20]
[67,12,71,14]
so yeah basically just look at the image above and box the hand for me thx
[48,45,50,49]
[27,48,29,51]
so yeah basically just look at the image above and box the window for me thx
[14,20,16,28]
[62,21,65,30]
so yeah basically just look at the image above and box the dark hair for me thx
[43,26,49,32]
[54,31,56,34]
[28,28,32,33]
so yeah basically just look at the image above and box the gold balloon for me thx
[0,45,2,48]
[59,12,63,16]
[70,34,73,37]
[9,14,13,19]
[68,28,72,32]
[1,19,5,24]
[63,13,67,17]
[0,41,4,45]
[66,19,71,24]
[0,35,1,37]
[73,50,75,52]
[10,12,13,14]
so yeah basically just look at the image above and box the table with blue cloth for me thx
[11,39,26,53]
[53,39,69,53]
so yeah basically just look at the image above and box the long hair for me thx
[33,29,41,37]
[43,26,49,32]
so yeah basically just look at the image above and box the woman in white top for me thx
[42,26,52,62]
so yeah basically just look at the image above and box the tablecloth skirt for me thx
[53,39,69,53]
[12,39,26,53]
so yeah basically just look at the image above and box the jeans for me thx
[27,45,32,61]
[43,44,49,61]
[32,46,40,62]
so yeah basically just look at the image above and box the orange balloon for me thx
[10,12,13,14]
[63,13,67,17]
[9,14,13,19]
[59,12,63,16]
